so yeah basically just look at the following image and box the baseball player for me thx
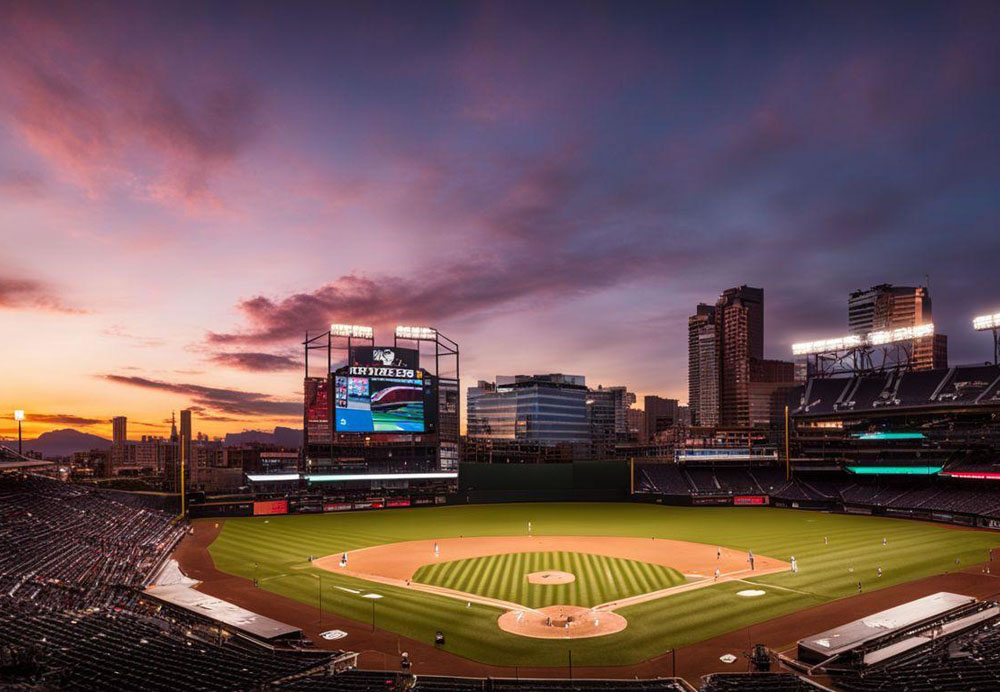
[714,567,720,581]
[434,542,440,556]
[790,556,798,574]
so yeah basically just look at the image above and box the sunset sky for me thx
[1,1,998,441]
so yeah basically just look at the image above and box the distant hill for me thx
[9,425,303,458]
[23,429,111,458]
[223,427,302,447]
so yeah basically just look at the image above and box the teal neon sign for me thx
[852,432,926,440]
[846,465,942,475]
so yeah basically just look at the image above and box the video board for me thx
[334,371,435,433]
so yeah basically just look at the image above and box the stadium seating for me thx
[829,613,1000,691]
[0,607,331,691]
[0,473,187,612]
[640,464,691,495]
[700,672,816,690]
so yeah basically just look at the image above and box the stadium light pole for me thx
[973,313,1000,365]
[14,410,24,456]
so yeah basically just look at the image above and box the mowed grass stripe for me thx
[413,551,684,609]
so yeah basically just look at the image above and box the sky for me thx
[0,0,998,441]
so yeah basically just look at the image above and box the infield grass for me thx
[414,551,687,608]
[206,503,1000,667]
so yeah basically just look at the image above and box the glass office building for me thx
[467,374,590,444]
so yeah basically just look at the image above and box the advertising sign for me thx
[304,377,331,444]
[348,346,419,370]
[323,502,353,513]
[253,500,288,516]
[734,495,769,506]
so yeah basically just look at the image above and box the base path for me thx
[315,535,786,585]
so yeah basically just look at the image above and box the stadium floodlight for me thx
[395,325,437,341]
[791,323,935,355]
[330,324,373,339]
[973,313,1000,331]
[867,323,934,346]
[13,410,24,421]
[792,335,864,356]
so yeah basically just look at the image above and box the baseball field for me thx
[205,503,1000,667]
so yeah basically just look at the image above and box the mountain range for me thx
[6,426,303,458]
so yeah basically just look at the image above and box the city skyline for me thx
[2,1,999,440]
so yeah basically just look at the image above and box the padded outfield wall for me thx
[456,462,630,503]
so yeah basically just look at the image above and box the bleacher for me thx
[0,473,187,612]
[829,615,1000,691]
[700,672,816,690]
[0,608,332,691]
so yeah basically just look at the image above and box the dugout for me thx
[457,462,630,503]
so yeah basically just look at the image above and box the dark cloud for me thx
[103,375,299,417]
[0,276,84,313]
[22,413,105,427]
[210,352,301,372]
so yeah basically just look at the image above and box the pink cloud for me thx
[0,2,259,207]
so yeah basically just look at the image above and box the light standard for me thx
[14,410,24,456]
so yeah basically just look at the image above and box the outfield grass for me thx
[413,551,686,608]
[206,503,1000,666]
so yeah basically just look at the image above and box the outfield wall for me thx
[456,462,630,504]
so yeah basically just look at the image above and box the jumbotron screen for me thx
[334,372,434,433]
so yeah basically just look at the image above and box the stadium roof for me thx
[145,584,302,641]
[0,444,56,471]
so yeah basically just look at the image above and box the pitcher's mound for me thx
[498,605,627,639]
[527,570,575,584]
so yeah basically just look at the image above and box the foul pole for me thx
[784,405,790,481]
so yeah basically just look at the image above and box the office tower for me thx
[587,387,618,460]
[627,408,646,442]
[688,304,715,425]
[848,284,947,370]
[467,374,589,444]
[111,416,127,471]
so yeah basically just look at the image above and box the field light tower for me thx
[13,409,24,456]
[973,312,1000,365]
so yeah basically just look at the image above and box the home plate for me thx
[720,654,737,663]
[320,630,348,640]
[737,589,766,597]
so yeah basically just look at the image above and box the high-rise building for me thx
[644,395,679,440]
[179,409,192,491]
[111,416,127,470]
[687,304,715,425]
[717,286,764,427]
[848,284,947,371]
[696,327,719,426]
[626,407,646,442]
[688,285,792,428]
